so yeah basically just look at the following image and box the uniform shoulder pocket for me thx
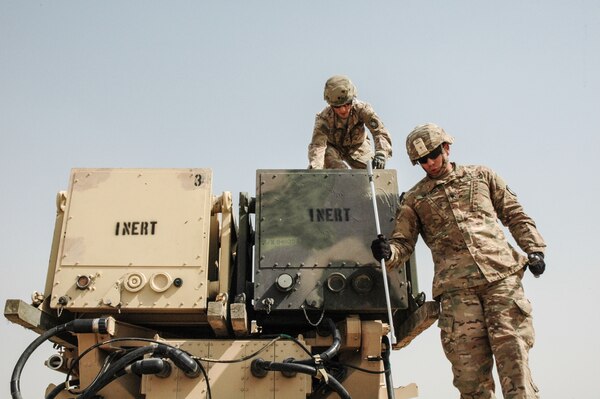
[437,315,454,333]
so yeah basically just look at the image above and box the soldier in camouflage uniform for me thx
[371,123,547,399]
[308,75,392,169]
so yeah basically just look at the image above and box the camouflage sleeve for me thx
[486,168,546,254]
[387,197,419,268]
[359,103,393,159]
[308,114,329,169]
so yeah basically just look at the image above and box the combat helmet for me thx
[323,75,357,106]
[406,123,454,165]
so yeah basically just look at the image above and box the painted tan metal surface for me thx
[49,168,213,316]
[143,339,310,399]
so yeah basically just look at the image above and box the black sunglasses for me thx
[417,145,443,164]
[332,102,352,109]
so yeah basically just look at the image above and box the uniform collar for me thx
[419,163,462,192]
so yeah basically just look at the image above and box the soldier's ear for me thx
[443,143,450,155]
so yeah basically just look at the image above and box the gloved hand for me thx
[371,235,391,261]
[372,153,386,169]
[527,252,545,277]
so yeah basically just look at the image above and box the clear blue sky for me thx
[1,1,598,398]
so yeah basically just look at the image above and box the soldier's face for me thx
[332,103,352,119]
[420,144,451,178]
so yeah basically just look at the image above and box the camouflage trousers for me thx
[438,272,539,399]
[324,145,370,169]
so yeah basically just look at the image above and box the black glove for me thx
[371,235,392,261]
[527,252,545,277]
[372,153,386,169]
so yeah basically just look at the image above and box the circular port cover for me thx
[326,272,347,293]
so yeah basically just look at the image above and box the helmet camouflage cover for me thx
[406,123,454,165]
[323,75,357,106]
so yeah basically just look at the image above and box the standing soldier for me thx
[308,75,392,169]
[371,123,546,399]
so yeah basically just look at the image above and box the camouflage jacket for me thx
[387,164,546,298]
[308,100,392,169]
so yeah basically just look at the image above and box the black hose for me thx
[318,319,341,362]
[255,360,317,376]
[197,360,211,399]
[253,359,351,399]
[292,318,341,367]
[11,318,111,399]
[45,379,79,399]
[324,374,351,399]
[11,324,67,399]
[77,345,157,399]
[78,343,201,399]
[251,320,349,398]
[382,335,395,399]
[309,363,347,399]
[80,358,176,398]
[154,344,200,378]
[127,358,171,378]
[85,360,169,395]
